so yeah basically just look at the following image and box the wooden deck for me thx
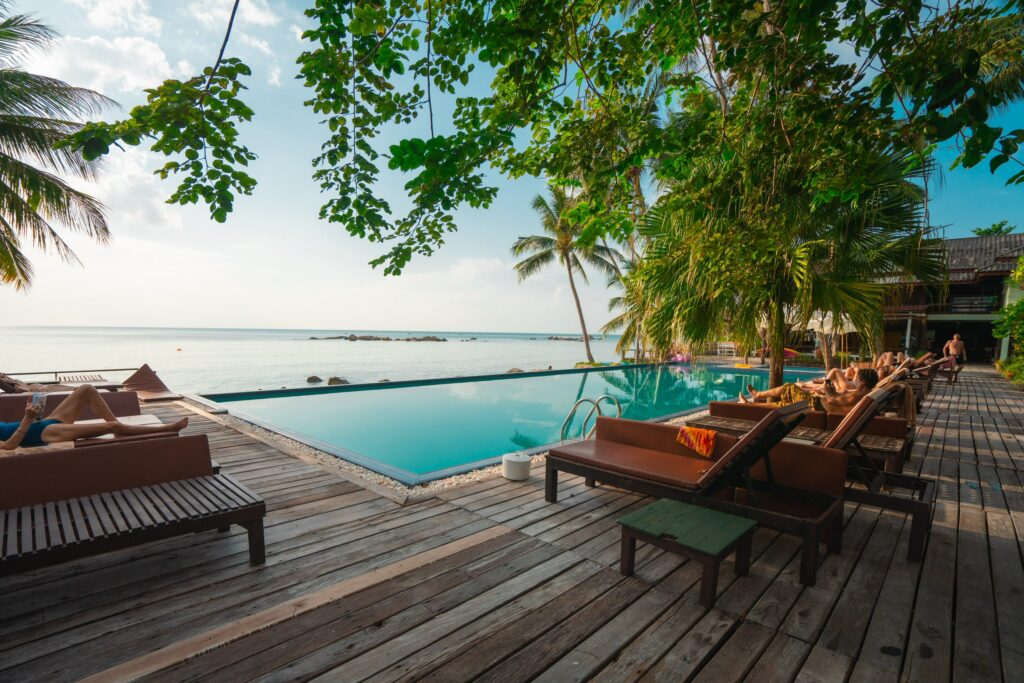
[1,369,1023,682]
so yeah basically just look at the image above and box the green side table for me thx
[618,499,757,608]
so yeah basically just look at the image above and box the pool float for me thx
[783,348,798,359]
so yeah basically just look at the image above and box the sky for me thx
[2,0,1022,332]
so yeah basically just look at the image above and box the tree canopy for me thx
[65,0,1024,274]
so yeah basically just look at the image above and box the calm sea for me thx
[0,327,624,394]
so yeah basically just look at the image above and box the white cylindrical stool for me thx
[502,453,532,481]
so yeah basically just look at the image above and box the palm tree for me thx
[0,5,112,289]
[636,145,947,387]
[512,186,621,363]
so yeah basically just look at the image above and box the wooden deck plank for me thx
[1,373,1022,681]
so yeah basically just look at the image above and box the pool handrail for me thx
[560,395,622,441]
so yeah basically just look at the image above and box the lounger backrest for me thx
[820,386,897,450]
[876,368,909,389]
[751,442,848,497]
[0,434,213,509]
[0,392,142,422]
[697,401,808,491]
[708,401,828,430]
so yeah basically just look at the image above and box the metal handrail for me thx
[559,394,623,441]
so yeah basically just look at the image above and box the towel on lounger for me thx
[676,426,717,458]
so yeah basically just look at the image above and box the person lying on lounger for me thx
[740,368,880,412]
[0,385,186,451]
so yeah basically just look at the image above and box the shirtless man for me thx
[0,385,186,451]
[818,368,879,413]
[742,368,879,413]
[942,334,967,366]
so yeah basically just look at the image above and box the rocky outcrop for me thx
[309,335,447,342]
[506,368,524,373]
[327,377,349,385]
[548,335,599,342]
[307,375,322,383]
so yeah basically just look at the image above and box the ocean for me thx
[0,327,624,394]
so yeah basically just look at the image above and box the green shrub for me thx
[997,355,1024,387]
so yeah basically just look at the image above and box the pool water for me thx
[206,364,815,484]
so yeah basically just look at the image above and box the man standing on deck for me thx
[942,333,967,366]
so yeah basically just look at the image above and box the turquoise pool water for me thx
[205,364,816,484]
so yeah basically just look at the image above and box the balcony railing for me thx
[886,296,1002,315]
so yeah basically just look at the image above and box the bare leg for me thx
[41,417,187,444]
[747,383,787,401]
[47,385,117,423]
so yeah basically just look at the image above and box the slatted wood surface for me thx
[1,368,1022,681]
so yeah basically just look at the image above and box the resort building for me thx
[884,233,1024,362]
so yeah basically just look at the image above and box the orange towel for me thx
[677,426,717,458]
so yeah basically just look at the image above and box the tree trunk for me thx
[565,259,595,363]
[817,332,834,371]
[769,301,786,387]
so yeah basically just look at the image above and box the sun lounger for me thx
[122,364,181,402]
[547,403,848,586]
[691,397,912,473]
[690,387,934,560]
[0,434,264,574]
[56,372,108,384]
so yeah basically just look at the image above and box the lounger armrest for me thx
[0,434,213,509]
[594,417,739,459]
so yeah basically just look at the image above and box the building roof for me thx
[944,233,1024,283]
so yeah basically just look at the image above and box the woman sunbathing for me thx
[741,368,880,412]
[0,385,186,451]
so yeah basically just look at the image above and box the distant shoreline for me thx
[2,324,617,339]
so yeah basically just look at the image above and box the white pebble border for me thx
[179,398,709,505]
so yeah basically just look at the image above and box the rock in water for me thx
[307,375,322,383]
[506,368,524,374]
[327,377,349,385]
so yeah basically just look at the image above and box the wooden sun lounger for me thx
[56,373,108,384]
[690,387,934,560]
[0,434,263,574]
[689,404,911,473]
[547,404,848,586]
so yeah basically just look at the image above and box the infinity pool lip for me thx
[200,361,672,403]
[197,363,825,486]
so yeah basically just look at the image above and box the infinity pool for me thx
[204,364,815,484]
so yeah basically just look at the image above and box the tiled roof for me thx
[945,234,1024,277]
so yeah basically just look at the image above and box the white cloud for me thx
[188,0,281,29]
[290,24,305,42]
[66,0,162,35]
[25,35,183,93]
[78,147,190,233]
[239,33,273,56]
[267,64,281,87]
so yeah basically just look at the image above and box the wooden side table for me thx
[618,499,757,608]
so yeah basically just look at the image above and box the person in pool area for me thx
[740,368,880,412]
[0,385,187,451]
[942,333,967,366]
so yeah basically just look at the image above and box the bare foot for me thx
[746,384,759,400]
[738,392,748,404]
[165,417,188,432]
